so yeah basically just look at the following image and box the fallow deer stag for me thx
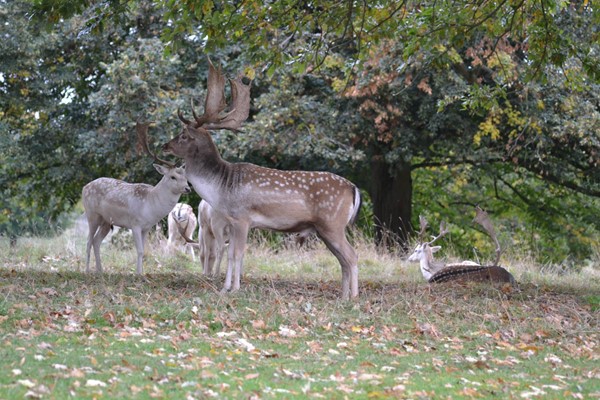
[408,210,515,285]
[156,58,362,299]
[167,203,198,260]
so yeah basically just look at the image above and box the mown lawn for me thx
[0,231,598,399]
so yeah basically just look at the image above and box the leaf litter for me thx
[0,267,598,398]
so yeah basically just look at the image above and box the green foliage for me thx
[3,0,598,263]
[30,1,600,87]
[412,164,600,263]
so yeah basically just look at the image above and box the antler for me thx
[179,57,252,133]
[193,57,227,126]
[427,221,449,245]
[473,206,503,266]
[418,215,429,242]
[135,121,176,168]
[417,215,448,245]
[177,224,200,248]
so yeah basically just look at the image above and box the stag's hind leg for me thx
[85,215,100,273]
[316,228,359,300]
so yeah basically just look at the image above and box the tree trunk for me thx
[369,157,413,249]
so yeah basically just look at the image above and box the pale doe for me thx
[144,58,361,299]
[83,135,191,274]
[167,202,198,260]
[198,199,230,277]
[408,210,515,285]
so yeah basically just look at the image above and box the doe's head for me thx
[154,163,190,195]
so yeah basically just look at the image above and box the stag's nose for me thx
[183,185,191,194]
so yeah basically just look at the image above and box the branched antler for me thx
[418,215,429,242]
[417,215,449,245]
[177,224,200,248]
[428,221,449,245]
[473,206,503,266]
[135,121,175,168]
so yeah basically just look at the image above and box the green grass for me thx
[0,229,599,399]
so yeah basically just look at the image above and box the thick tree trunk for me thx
[369,157,413,249]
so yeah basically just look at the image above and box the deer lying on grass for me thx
[146,58,361,299]
[198,199,230,277]
[167,203,198,260]
[83,163,190,274]
[408,209,515,285]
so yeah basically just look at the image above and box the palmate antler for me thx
[135,121,176,168]
[473,206,503,267]
[178,57,251,133]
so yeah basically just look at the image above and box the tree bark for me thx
[369,157,413,249]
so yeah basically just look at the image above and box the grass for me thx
[0,227,599,399]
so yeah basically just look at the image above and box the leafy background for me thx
[1,0,598,264]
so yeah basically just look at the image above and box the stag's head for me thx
[162,57,251,160]
[407,242,442,263]
[407,216,448,277]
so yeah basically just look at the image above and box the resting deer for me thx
[167,203,198,260]
[143,58,361,299]
[83,160,190,274]
[198,199,230,277]
[408,210,515,285]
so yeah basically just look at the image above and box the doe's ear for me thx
[153,163,169,175]
[430,245,442,253]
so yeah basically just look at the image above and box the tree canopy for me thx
[1,0,598,262]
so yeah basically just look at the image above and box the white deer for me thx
[197,199,230,277]
[148,58,361,299]
[83,123,191,275]
[167,203,198,260]
[408,210,515,285]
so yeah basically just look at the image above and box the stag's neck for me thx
[420,254,444,281]
[184,143,234,206]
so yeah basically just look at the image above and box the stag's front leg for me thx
[214,243,224,277]
[350,263,359,298]
[222,222,249,293]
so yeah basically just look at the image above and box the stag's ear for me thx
[153,163,169,175]
[430,245,442,253]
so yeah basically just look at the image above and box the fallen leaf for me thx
[18,379,36,388]
[251,320,265,330]
[85,379,107,387]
